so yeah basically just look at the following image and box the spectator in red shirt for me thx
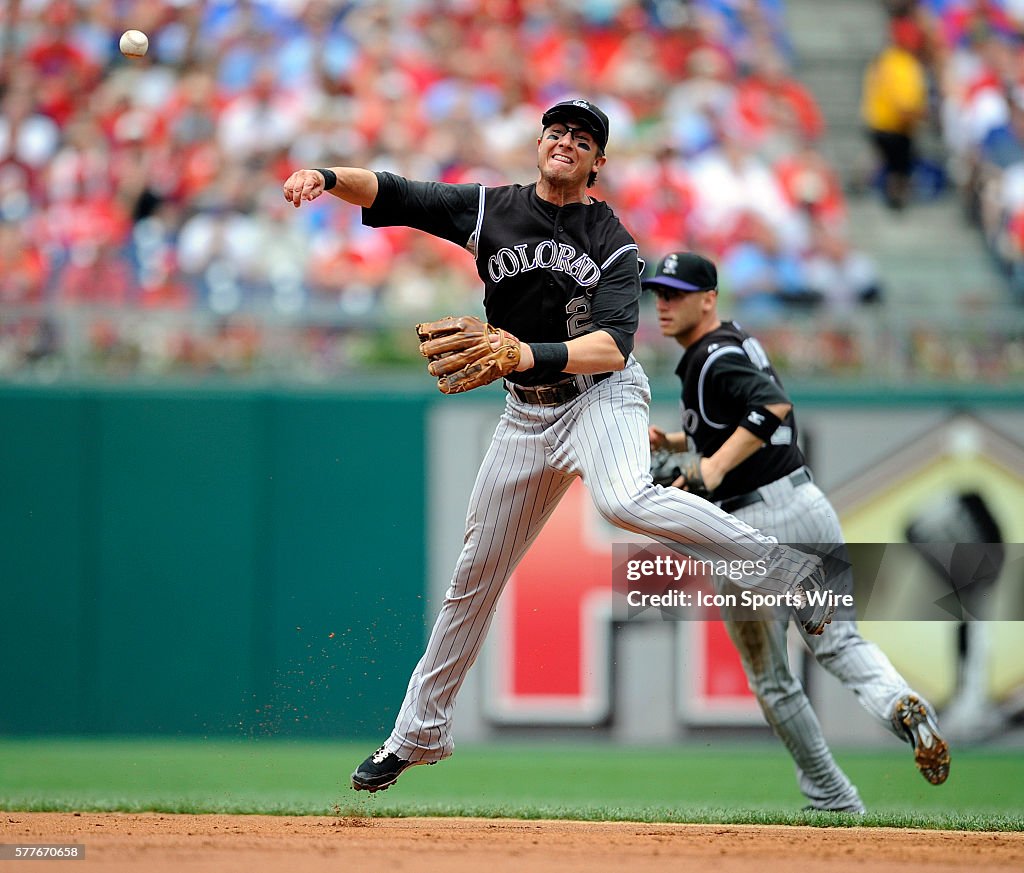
[23,1,101,127]
[59,238,135,306]
[655,3,735,81]
[0,222,48,303]
[736,49,826,152]
[774,141,847,227]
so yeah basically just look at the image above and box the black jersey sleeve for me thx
[362,172,481,248]
[703,352,791,424]
[589,245,641,359]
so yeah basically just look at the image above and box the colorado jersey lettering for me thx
[363,172,641,386]
[487,242,601,287]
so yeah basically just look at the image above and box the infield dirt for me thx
[3,812,1023,872]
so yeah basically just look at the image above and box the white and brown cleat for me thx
[893,694,950,785]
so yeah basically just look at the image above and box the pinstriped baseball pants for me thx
[725,474,917,812]
[384,360,811,762]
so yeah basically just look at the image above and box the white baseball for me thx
[119,29,149,58]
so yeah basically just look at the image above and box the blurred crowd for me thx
[881,0,1024,303]
[0,0,1011,381]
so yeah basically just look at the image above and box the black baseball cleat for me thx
[893,694,950,785]
[351,745,434,792]
[791,555,835,636]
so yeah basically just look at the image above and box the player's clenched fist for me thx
[281,166,377,209]
[282,169,329,208]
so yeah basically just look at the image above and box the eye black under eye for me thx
[547,129,593,149]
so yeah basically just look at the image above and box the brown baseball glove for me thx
[416,315,521,394]
[650,449,712,498]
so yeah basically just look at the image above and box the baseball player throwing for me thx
[283,100,834,793]
[646,251,950,811]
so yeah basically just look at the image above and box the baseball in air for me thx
[119,30,149,58]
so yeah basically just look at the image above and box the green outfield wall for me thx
[0,385,429,738]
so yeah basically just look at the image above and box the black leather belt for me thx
[505,373,610,406]
[717,467,813,513]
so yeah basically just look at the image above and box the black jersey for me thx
[675,321,805,500]
[362,172,642,386]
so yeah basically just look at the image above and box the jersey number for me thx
[566,295,592,338]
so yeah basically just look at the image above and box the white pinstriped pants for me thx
[724,473,916,812]
[384,359,811,762]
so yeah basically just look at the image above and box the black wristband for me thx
[314,168,337,191]
[529,342,569,381]
[740,405,784,443]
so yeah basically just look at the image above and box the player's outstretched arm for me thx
[282,167,379,209]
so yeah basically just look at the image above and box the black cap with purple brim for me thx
[641,251,718,293]
[541,99,610,150]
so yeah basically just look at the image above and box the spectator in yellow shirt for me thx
[861,17,929,210]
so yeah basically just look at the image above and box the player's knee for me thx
[591,489,645,531]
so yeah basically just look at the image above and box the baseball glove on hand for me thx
[650,449,712,498]
[416,315,521,394]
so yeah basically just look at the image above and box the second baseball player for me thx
[646,250,950,811]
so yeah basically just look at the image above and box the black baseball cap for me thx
[541,99,610,150]
[641,252,718,293]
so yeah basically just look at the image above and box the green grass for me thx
[1,738,1022,831]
